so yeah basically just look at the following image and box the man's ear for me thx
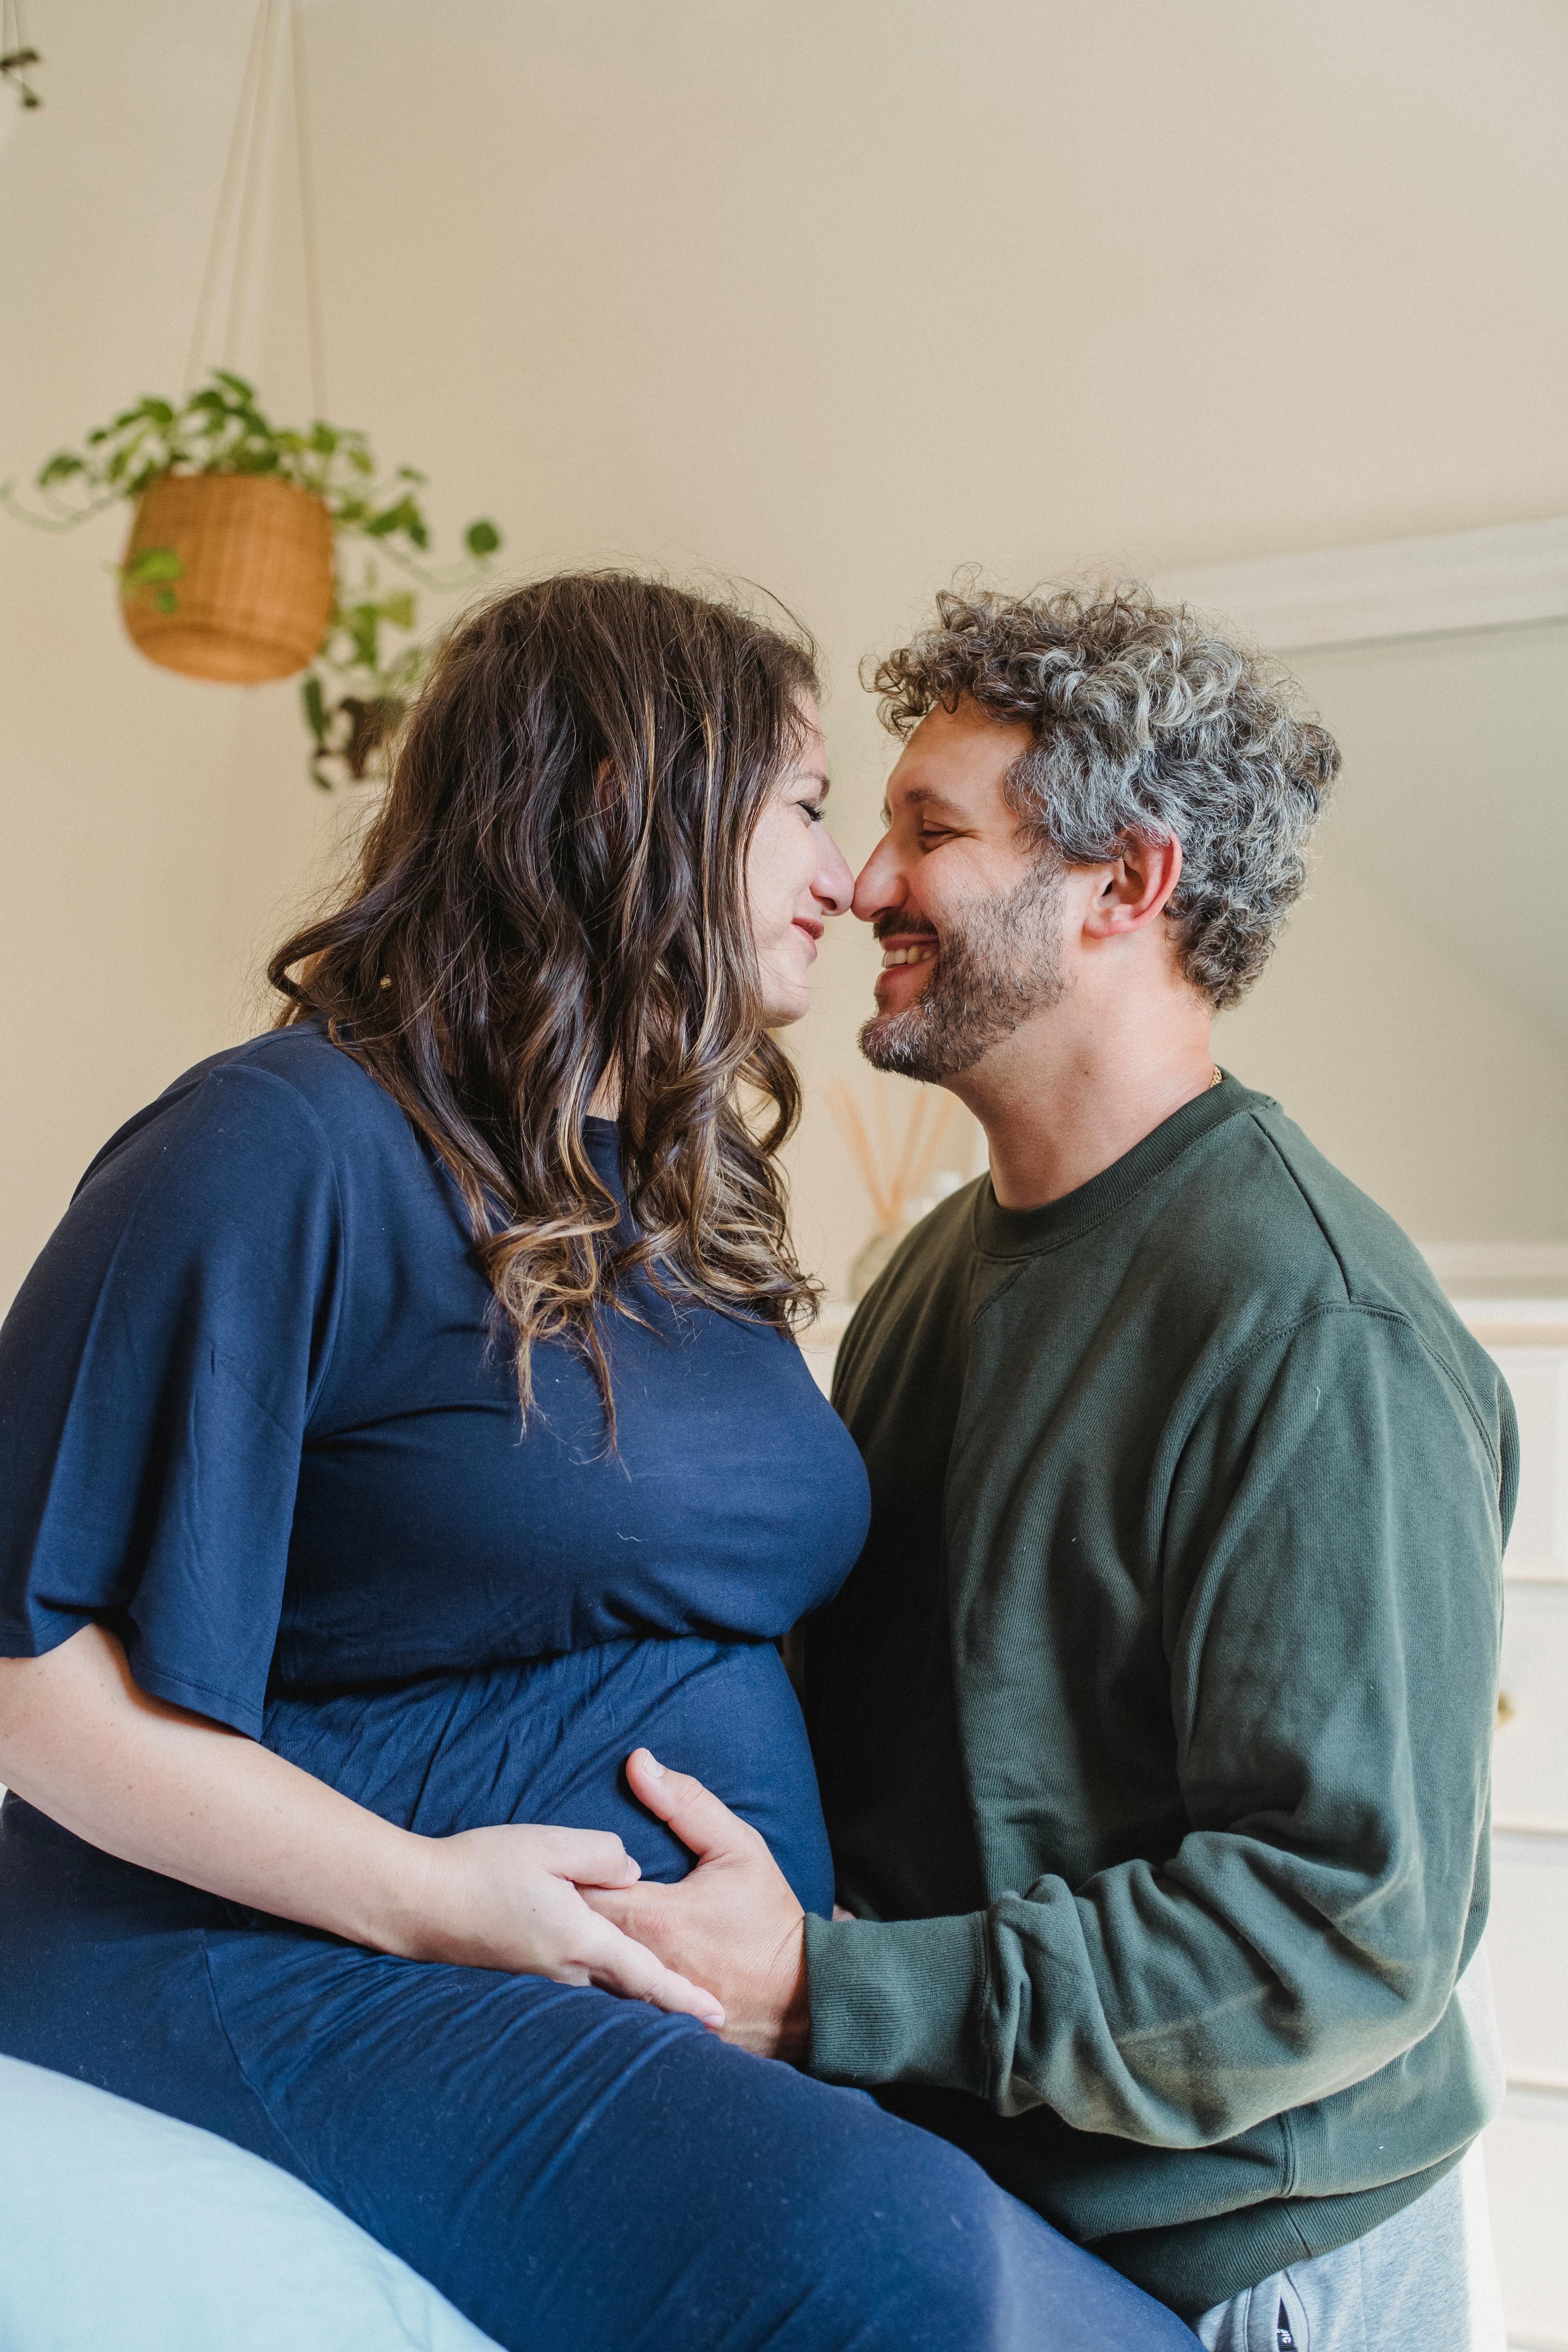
[1081,831,1183,939]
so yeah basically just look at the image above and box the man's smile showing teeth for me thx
[880,944,936,967]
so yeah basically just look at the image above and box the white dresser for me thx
[1460,1300,1568,2352]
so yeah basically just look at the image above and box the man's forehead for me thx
[881,724,1029,825]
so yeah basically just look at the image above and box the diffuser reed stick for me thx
[826,1079,956,1235]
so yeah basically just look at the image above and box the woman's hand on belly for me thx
[0,1627,725,2027]
[404,1823,726,2024]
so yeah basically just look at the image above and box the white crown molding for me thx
[1150,517,1568,653]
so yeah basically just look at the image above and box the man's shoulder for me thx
[1194,1093,1447,1316]
[1141,1091,1499,1414]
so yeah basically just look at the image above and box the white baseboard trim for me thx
[1150,517,1568,652]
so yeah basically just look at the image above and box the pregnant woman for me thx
[0,574,1193,2351]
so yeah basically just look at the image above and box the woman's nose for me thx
[814,833,855,917]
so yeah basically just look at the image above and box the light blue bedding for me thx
[0,2054,502,2350]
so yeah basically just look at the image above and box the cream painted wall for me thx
[1219,853,1568,1245]
[4,0,1567,1305]
[1215,622,1568,1246]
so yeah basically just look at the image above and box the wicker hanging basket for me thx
[120,473,335,684]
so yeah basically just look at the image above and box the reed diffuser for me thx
[826,1078,958,1299]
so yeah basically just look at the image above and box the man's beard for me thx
[858,857,1068,1083]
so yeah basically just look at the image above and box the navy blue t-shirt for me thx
[0,1027,869,1903]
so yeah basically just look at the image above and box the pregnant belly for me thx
[261,1634,835,1917]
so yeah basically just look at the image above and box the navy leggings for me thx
[0,1806,1196,2352]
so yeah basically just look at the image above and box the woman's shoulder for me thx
[76,1025,408,1211]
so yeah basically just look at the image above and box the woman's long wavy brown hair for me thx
[269,572,822,1432]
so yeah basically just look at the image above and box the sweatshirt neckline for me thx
[972,1073,1266,1259]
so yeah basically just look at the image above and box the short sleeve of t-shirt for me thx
[0,1061,345,1736]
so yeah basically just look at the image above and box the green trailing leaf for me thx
[302,673,328,744]
[465,519,501,557]
[123,546,183,583]
[347,604,383,669]
[116,543,184,610]
[365,495,428,543]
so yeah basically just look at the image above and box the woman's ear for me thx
[1082,832,1184,939]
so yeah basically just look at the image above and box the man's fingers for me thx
[578,1884,643,1934]
[532,1827,641,1887]
[583,1916,725,2028]
[623,1748,751,1863]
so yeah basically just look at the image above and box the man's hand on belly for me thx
[581,1749,809,2062]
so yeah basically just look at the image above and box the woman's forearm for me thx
[0,1625,431,1954]
[0,1623,724,2022]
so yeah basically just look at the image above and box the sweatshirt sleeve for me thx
[805,1304,1508,2145]
[0,1065,345,1737]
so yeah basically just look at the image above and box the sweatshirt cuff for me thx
[803,1909,989,2093]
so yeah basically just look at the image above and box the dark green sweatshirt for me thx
[802,1076,1515,2318]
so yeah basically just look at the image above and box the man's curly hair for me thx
[870,582,1339,1010]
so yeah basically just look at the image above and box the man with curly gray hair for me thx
[590,583,1513,2352]
[856,582,1337,1092]
[808,584,1510,2351]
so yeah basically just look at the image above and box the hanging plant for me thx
[4,368,503,788]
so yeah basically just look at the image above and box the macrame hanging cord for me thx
[183,0,328,418]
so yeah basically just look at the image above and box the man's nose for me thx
[851,834,903,925]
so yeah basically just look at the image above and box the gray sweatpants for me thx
[1193,2140,1506,2352]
